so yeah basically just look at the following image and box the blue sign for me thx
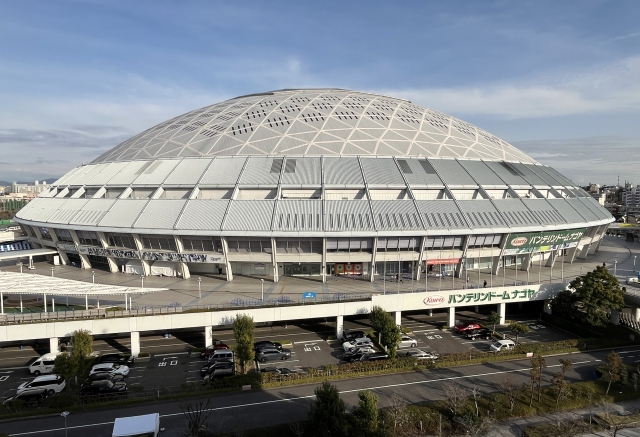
[302,292,317,299]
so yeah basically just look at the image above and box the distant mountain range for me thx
[0,178,58,186]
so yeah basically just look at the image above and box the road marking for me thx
[7,358,597,436]
[128,376,143,379]
[170,360,178,366]
[412,329,439,333]
[619,350,640,354]
[0,376,8,382]
[154,352,189,357]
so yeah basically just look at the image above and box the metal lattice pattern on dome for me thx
[92,89,537,164]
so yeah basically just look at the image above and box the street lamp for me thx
[61,411,69,437]
[634,255,637,272]
[91,270,95,284]
[18,262,23,274]
[198,276,202,300]
[261,278,264,302]
[140,275,144,289]
[50,266,54,277]
[614,259,617,277]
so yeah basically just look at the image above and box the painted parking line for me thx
[153,352,189,357]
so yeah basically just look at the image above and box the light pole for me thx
[634,255,637,272]
[61,411,69,437]
[50,266,54,277]
[261,278,264,301]
[140,275,144,289]
[614,259,617,277]
[18,262,23,274]
[91,270,95,284]
[198,276,202,300]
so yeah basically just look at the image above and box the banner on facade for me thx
[504,229,585,250]
[334,263,363,275]
[56,243,78,253]
[141,251,224,263]
[426,258,459,265]
[80,246,139,259]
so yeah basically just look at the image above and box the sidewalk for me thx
[489,399,640,436]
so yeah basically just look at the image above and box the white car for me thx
[90,362,130,376]
[402,349,438,360]
[17,374,66,396]
[398,335,417,348]
[342,337,373,352]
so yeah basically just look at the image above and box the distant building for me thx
[10,181,48,198]
[623,183,640,219]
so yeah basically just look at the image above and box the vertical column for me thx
[132,234,151,276]
[588,226,604,255]
[97,231,119,273]
[322,238,327,284]
[336,315,344,340]
[174,236,190,279]
[634,308,640,322]
[204,326,213,348]
[565,246,579,264]
[393,311,401,326]
[370,237,378,282]
[48,228,69,265]
[415,237,426,281]
[519,252,532,271]
[491,234,509,276]
[498,302,506,325]
[69,230,91,269]
[454,236,469,278]
[49,337,59,354]
[271,237,279,283]
[221,237,233,281]
[131,331,141,357]
[447,307,455,327]
[545,250,557,268]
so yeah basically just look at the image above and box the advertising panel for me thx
[504,229,585,250]
[334,262,363,275]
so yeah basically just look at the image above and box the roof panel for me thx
[199,157,246,185]
[430,159,476,186]
[134,200,187,229]
[164,158,212,185]
[98,199,149,228]
[223,200,275,231]
[323,157,364,185]
[174,200,228,231]
[360,157,405,186]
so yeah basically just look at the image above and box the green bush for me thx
[137,352,150,358]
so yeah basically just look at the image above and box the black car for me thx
[79,380,127,398]
[203,363,236,384]
[254,341,283,351]
[359,352,389,362]
[342,330,367,342]
[464,328,492,340]
[201,361,235,377]
[97,353,135,366]
[343,352,368,362]
[3,391,49,406]
[82,371,125,385]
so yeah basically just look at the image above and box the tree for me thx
[351,390,379,434]
[441,381,468,417]
[549,289,578,319]
[70,329,93,360]
[233,314,255,374]
[487,311,501,332]
[529,355,547,404]
[53,352,79,384]
[509,322,530,344]
[604,351,624,395]
[308,381,347,437]
[568,265,625,327]
[368,306,401,357]
[552,359,573,404]
[181,398,211,437]
[497,374,518,411]
[455,412,494,437]
[369,306,388,333]
[385,394,409,434]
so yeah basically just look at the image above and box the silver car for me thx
[398,335,418,348]
[403,349,438,360]
[342,337,373,352]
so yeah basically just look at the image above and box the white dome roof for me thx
[93,89,536,164]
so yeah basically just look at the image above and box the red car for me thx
[454,322,482,334]
[200,341,229,359]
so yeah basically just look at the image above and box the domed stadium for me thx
[14,89,613,283]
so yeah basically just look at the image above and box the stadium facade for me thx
[14,89,613,283]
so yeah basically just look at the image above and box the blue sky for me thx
[1,0,639,185]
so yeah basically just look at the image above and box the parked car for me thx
[17,374,66,396]
[89,363,130,376]
[203,362,236,383]
[464,328,492,340]
[97,353,135,366]
[397,335,418,348]
[402,349,439,360]
[27,352,61,375]
[79,379,127,397]
[342,337,373,352]
[359,352,389,362]
[201,361,236,377]
[343,346,376,359]
[260,367,304,377]
[342,330,367,342]
[454,322,482,334]
[82,372,125,385]
[490,340,516,352]
[200,341,229,359]
[343,352,370,363]
[254,341,283,351]
[3,391,50,406]
[255,348,292,363]
[207,349,235,364]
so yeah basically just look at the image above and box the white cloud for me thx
[378,56,640,119]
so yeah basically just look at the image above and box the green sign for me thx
[504,229,586,250]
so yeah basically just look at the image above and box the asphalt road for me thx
[1,348,631,437]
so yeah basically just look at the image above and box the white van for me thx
[28,352,61,375]
[112,413,159,437]
[490,340,515,352]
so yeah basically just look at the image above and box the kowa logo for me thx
[510,236,528,247]
[423,295,445,306]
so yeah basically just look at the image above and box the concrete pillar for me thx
[634,308,640,322]
[132,234,151,276]
[610,310,620,326]
[543,299,552,315]
[178,262,190,279]
[322,238,327,284]
[491,255,501,275]
[69,230,91,269]
[447,307,455,327]
[271,237,279,283]
[221,237,233,281]
[498,303,506,325]
[566,246,579,264]
[576,244,590,260]
[428,309,433,317]
[545,250,557,268]
[336,315,344,340]
[416,236,426,281]
[474,305,480,313]
[204,326,213,348]
[455,237,470,278]
[131,331,141,357]
[520,252,532,271]
[394,311,401,326]
[49,337,59,354]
